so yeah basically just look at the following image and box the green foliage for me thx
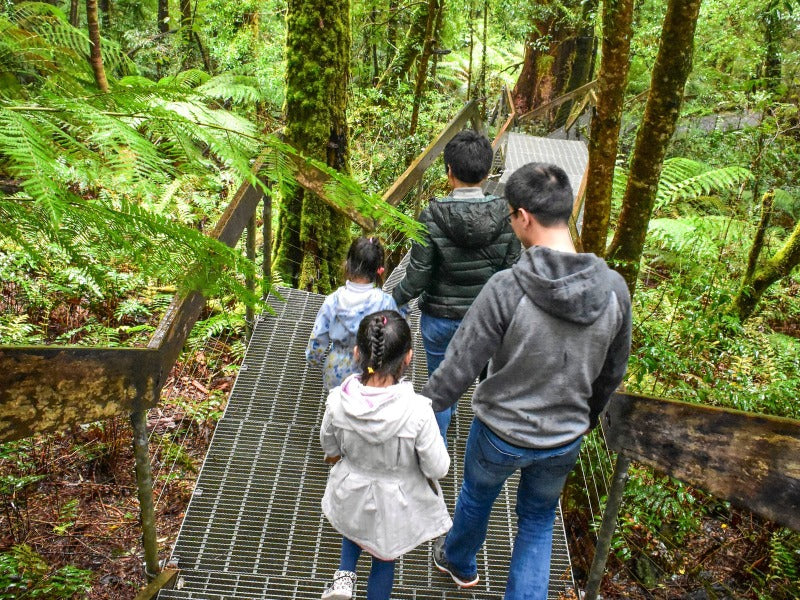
[1,3,422,322]
[0,544,91,599]
[156,437,196,477]
[766,529,800,586]
[174,390,227,426]
[52,498,79,535]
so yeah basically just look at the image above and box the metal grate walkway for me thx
[157,284,576,599]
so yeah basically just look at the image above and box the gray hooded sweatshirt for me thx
[421,245,632,449]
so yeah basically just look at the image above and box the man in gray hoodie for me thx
[422,162,632,599]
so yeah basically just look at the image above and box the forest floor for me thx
[0,353,235,600]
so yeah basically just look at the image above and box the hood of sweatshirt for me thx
[512,246,614,325]
[332,375,417,443]
[330,281,381,336]
[428,190,508,249]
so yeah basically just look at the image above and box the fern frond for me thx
[772,188,799,220]
[158,69,210,90]
[654,158,752,214]
[196,73,266,105]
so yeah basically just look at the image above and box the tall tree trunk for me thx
[734,192,800,320]
[377,1,430,89]
[606,0,702,294]
[479,0,487,107]
[759,3,783,92]
[180,0,193,53]
[742,189,775,285]
[70,0,80,27]
[511,1,581,116]
[467,0,474,99]
[86,0,109,92]
[429,1,446,88]
[158,0,169,34]
[275,0,352,292]
[580,0,634,256]
[555,0,599,127]
[386,0,397,70]
[371,7,380,84]
[409,0,442,135]
[99,0,110,29]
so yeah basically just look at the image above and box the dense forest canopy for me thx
[1,0,799,598]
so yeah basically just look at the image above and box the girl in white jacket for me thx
[320,310,452,600]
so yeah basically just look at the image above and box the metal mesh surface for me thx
[498,133,587,199]
[160,285,575,599]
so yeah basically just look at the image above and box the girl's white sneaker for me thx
[321,570,356,600]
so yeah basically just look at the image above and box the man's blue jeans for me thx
[443,418,583,600]
[420,312,462,444]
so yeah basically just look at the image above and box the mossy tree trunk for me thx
[86,0,109,92]
[377,1,430,90]
[274,0,351,293]
[158,0,169,34]
[606,0,702,294]
[733,190,800,321]
[580,0,634,256]
[409,0,443,135]
[99,0,110,29]
[180,0,192,61]
[759,1,785,93]
[554,0,598,127]
[70,0,80,26]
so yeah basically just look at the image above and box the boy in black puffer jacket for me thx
[392,129,520,445]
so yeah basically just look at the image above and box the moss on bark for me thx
[606,0,702,294]
[275,0,352,293]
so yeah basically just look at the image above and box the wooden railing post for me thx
[584,453,632,600]
[131,406,160,580]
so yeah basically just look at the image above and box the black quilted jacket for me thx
[392,192,521,319]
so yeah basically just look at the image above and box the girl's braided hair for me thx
[345,237,385,283]
[356,310,412,384]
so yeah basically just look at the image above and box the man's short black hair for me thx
[443,129,493,185]
[505,162,574,226]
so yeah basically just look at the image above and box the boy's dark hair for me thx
[356,310,412,384]
[345,237,385,283]
[505,162,574,227]
[443,129,493,185]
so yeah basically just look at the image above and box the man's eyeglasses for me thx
[505,208,520,223]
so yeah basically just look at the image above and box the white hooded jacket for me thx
[320,374,452,560]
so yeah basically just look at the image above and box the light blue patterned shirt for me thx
[306,281,400,390]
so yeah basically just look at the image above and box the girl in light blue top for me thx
[306,237,399,391]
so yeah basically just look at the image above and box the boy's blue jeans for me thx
[443,418,583,600]
[420,312,462,444]
[339,537,395,600]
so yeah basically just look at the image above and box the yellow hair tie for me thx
[367,367,375,374]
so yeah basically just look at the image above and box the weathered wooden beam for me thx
[382,100,482,207]
[602,392,800,531]
[0,347,161,443]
